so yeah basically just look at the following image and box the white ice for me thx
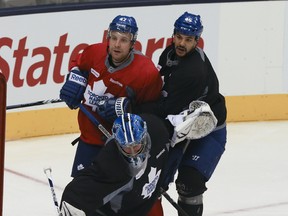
[3,120,288,216]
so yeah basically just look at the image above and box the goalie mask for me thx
[174,12,203,40]
[108,15,138,43]
[112,113,151,176]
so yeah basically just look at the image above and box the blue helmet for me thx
[174,12,203,38]
[112,113,150,170]
[108,15,138,42]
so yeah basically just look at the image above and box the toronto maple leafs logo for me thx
[141,167,161,199]
[83,80,113,111]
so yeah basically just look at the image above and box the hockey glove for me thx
[96,97,131,123]
[60,67,88,109]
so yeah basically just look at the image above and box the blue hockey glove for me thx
[60,67,88,109]
[97,97,131,123]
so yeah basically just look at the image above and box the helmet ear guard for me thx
[173,12,203,40]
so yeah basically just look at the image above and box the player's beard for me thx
[175,45,188,57]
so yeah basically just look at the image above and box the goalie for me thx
[59,107,215,216]
[60,113,170,216]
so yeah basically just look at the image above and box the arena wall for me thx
[2,1,288,140]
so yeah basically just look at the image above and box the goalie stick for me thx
[44,167,62,216]
[80,106,190,216]
[7,99,63,110]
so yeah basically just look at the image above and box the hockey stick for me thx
[79,106,190,216]
[7,99,63,110]
[43,167,62,216]
[79,104,111,138]
[160,139,190,216]
[160,188,189,216]
[6,98,111,138]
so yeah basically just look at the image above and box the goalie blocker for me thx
[167,101,217,147]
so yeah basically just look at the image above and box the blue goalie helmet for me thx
[108,15,138,42]
[112,113,151,170]
[174,12,203,38]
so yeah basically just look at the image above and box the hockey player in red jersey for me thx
[60,113,170,216]
[59,15,162,178]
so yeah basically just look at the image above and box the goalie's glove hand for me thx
[168,101,218,147]
[60,67,88,109]
[97,97,131,123]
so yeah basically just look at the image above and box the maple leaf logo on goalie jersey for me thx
[141,167,161,199]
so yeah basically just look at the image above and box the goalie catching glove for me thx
[167,100,218,147]
[96,97,131,123]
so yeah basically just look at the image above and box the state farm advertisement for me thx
[0,4,220,107]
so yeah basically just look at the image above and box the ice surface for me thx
[3,121,288,215]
